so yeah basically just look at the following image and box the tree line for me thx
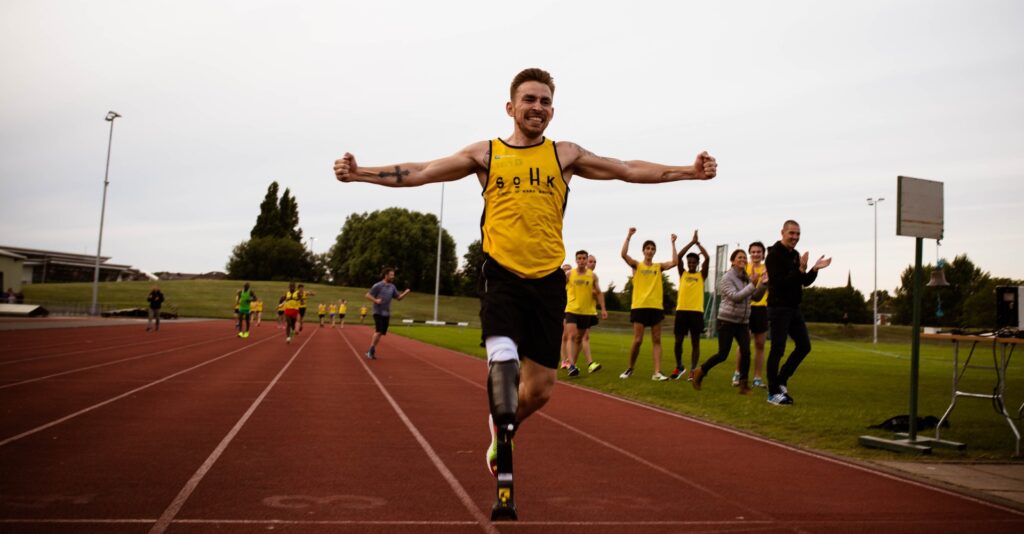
[227,183,1019,328]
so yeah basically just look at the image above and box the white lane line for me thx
[5,517,1020,527]
[0,337,225,390]
[337,329,497,534]
[0,336,275,448]
[390,335,1024,518]
[0,337,173,366]
[148,329,317,534]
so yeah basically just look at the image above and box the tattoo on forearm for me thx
[378,166,409,183]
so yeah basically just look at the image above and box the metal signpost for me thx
[859,176,963,454]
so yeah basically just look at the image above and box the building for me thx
[0,245,144,286]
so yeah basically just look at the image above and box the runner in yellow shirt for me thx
[338,299,348,328]
[328,302,338,327]
[359,305,368,324]
[563,250,608,377]
[620,227,678,381]
[318,302,327,327]
[673,230,711,381]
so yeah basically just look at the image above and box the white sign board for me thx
[897,176,943,240]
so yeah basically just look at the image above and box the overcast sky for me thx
[2,0,1022,297]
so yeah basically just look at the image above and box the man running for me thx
[235,283,257,339]
[334,68,716,517]
[364,268,411,359]
[318,302,327,327]
[296,284,315,333]
[765,220,831,405]
[621,228,678,381]
[359,304,368,323]
[328,301,338,327]
[673,230,710,380]
[282,282,301,343]
[564,250,608,377]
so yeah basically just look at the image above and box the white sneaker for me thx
[619,368,633,379]
[731,371,741,387]
[651,372,669,381]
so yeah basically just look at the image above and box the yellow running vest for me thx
[676,271,705,312]
[482,138,568,279]
[747,263,768,307]
[565,269,597,315]
[284,291,301,311]
[631,262,663,310]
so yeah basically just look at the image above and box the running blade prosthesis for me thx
[491,423,517,521]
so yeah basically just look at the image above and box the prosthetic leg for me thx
[488,359,519,521]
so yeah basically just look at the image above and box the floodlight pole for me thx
[867,197,884,344]
[432,183,445,322]
[91,111,121,316]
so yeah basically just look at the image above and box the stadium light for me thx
[91,111,121,316]
[867,197,885,343]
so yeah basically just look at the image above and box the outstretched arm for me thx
[334,142,488,187]
[696,236,711,279]
[660,234,679,271]
[621,227,639,268]
[560,143,717,183]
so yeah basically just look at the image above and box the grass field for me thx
[22,279,1023,461]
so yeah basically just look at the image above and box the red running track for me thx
[1,319,1022,533]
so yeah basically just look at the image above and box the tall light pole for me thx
[91,111,121,316]
[432,183,445,323]
[867,197,885,343]
[308,236,316,252]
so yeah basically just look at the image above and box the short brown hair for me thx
[510,68,555,101]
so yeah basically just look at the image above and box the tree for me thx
[801,286,871,324]
[890,254,1004,328]
[226,237,316,281]
[278,188,303,243]
[251,182,282,239]
[327,208,458,293]
[456,239,485,296]
[232,181,312,280]
[603,281,624,311]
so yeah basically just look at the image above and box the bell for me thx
[927,269,949,287]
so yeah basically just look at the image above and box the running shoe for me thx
[286,336,292,344]
[752,377,765,388]
[587,361,602,373]
[691,367,705,390]
[366,349,376,360]
[567,365,580,377]
[767,392,793,406]
[731,371,741,387]
[237,332,244,338]
[670,367,685,380]
[651,371,670,381]
[619,368,634,379]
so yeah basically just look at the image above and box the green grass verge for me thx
[391,324,1024,462]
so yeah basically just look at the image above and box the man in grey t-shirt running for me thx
[364,267,410,359]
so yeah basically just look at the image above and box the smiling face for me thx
[749,244,765,264]
[507,81,554,140]
[731,250,748,271]
[642,242,656,262]
[781,222,801,249]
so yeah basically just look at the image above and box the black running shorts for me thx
[630,307,665,327]
[373,314,390,335]
[565,312,597,331]
[480,257,566,369]
[673,310,704,338]
[748,306,768,334]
